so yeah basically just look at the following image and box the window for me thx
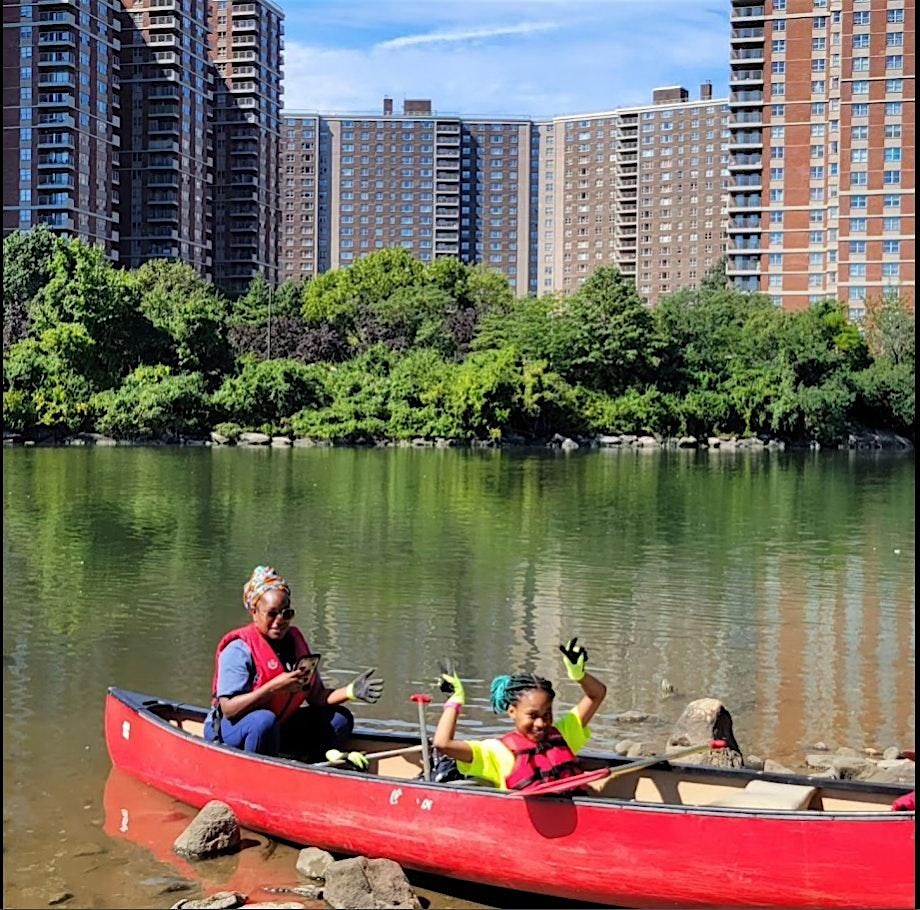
[885,101,903,116]
[851,148,868,162]
[771,39,786,53]
[772,61,786,74]
[887,31,904,46]
[813,37,826,50]
[849,240,867,254]
[883,194,901,208]
[850,171,868,186]
[852,57,870,71]
[885,123,902,138]
[851,125,869,141]
[850,195,868,209]
[813,58,827,72]
[884,147,902,162]
[770,189,784,202]
[882,263,900,278]
[883,240,900,254]
[810,166,824,179]
[886,55,904,69]
[811,81,825,94]
[887,8,904,22]
[852,34,870,48]
[852,80,870,94]
[886,79,903,92]
[883,217,900,232]
[771,81,785,95]
[852,103,869,117]
[853,10,870,24]
[883,170,901,185]
[850,218,867,232]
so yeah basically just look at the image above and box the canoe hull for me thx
[104,689,915,908]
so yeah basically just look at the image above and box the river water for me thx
[2,446,915,908]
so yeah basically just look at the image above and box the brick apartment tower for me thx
[119,0,213,274]
[3,0,122,258]
[282,100,537,294]
[208,0,283,296]
[537,85,730,304]
[727,0,915,313]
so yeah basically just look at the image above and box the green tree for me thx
[130,259,232,379]
[3,226,64,350]
[212,358,331,433]
[863,291,915,366]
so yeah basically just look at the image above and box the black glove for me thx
[347,668,384,704]
[558,637,588,681]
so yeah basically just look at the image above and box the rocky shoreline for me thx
[3,428,913,452]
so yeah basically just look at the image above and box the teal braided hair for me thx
[489,673,555,714]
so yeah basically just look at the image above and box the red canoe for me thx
[104,688,916,909]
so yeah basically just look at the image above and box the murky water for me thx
[3,446,914,908]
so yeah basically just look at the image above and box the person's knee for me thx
[241,710,281,755]
[331,706,355,738]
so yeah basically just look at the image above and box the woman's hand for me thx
[271,667,311,694]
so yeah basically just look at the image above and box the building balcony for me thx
[729,154,762,169]
[38,51,76,66]
[733,176,762,189]
[232,2,258,13]
[148,139,180,152]
[731,237,761,251]
[730,5,765,20]
[38,214,75,230]
[731,112,763,125]
[148,15,179,30]
[436,123,461,133]
[730,91,763,106]
[730,70,763,85]
[37,10,75,24]
[148,120,180,135]
[729,132,763,148]
[728,215,761,232]
[37,112,74,127]
[727,195,762,210]
[37,132,74,148]
[36,173,74,189]
[147,211,180,223]
[37,72,75,88]
[730,27,764,42]
[38,31,75,45]
[731,47,764,62]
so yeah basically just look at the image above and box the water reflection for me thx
[2,446,915,906]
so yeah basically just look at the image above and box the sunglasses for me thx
[260,607,295,621]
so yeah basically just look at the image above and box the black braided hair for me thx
[490,673,555,714]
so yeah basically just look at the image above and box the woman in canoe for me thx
[204,565,384,763]
[432,638,607,790]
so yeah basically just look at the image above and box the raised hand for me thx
[346,668,384,704]
[438,659,465,708]
[559,637,588,682]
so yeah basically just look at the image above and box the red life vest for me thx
[500,727,582,791]
[212,624,316,724]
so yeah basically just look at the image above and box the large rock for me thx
[323,856,420,910]
[173,802,240,859]
[666,698,743,768]
[295,846,334,881]
[238,432,271,446]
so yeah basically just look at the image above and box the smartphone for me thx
[295,654,321,689]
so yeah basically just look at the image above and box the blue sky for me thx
[280,1,730,118]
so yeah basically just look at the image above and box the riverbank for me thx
[3,427,914,451]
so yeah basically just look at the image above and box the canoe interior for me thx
[153,696,905,814]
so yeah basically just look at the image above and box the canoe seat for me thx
[441,777,494,789]
[170,718,205,738]
[704,779,817,811]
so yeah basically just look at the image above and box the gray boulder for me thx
[763,759,795,775]
[238,432,271,446]
[323,856,420,910]
[666,697,743,768]
[626,741,659,759]
[295,846,334,881]
[173,802,240,859]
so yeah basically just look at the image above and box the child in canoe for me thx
[432,638,607,791]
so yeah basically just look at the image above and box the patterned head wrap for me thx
[243,565,291,612]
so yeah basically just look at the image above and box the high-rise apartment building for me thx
[3,0,123,258]
[536,85,730,303]
[282,100,536,294]
[208,0,284,296]
[727,0,915,314]
[119,0,213,272]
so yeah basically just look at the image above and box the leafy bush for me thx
[91,366,209,438]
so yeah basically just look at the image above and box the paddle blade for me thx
[514,768,610,798]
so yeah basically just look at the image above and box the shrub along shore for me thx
[3,228,914,448]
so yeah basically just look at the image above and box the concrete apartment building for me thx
[726,0,915,313]
[208,0,284,295]
[281,100,536,294]
[536,84,730,303]
[119,0,213,272]
[3,0,123,258]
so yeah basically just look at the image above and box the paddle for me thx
[410,693,433,781]
[314,744,422,767]
[515,739,728,798]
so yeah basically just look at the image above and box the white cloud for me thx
[375,21,560,50]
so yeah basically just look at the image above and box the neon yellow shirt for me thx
[456,708,591,790]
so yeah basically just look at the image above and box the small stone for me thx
[626,741,658,759]
[170,893,245,910]
[864,747,881,757]
[812,741,829,751]
[47,894,73,906]
[805,753,835,770]
[743,755,765,771]
[763,759,795,774]
[296,846,334,881]
[614,739,634,756]
[883,746,901,761]
[615,710,650,723]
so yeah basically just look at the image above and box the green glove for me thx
[325,749,369,770]
[559,637,588,682]
[346,668,383,703]
[439,659,465,708]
